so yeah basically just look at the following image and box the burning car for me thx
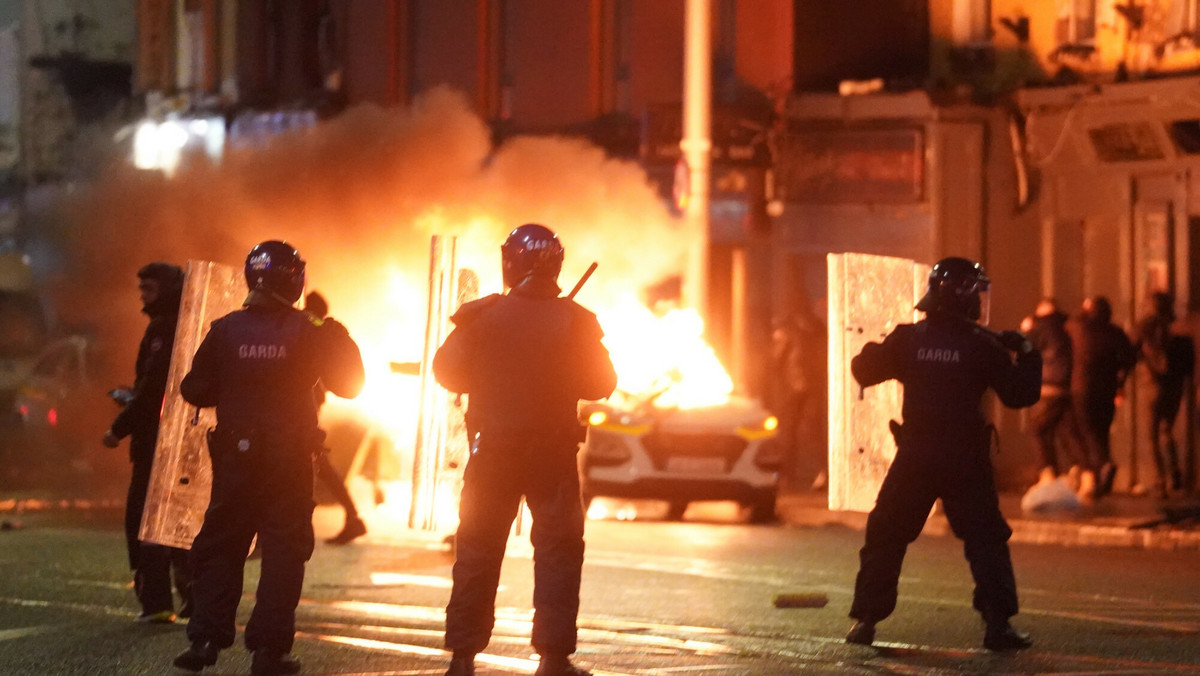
[578,390,782,523]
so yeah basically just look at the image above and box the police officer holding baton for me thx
[433,224,617,676]
[173,241,364,675]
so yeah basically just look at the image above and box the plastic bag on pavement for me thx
[1020,477,1081,514]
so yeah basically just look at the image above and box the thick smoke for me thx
[59,87,686,378]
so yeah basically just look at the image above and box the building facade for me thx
[126,0,1200,493]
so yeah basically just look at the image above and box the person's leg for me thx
[186,455,258,650]
[940,452,1031,651]
[316,452,367,544]
[1153,387,1185,493]
[244,487,315,655]
[940,466,1017,622]
[135,544,176,618]
[315,452,359,518]
[444,451,523,657]
[849,451,937,625]
[1030,396,1062,474]
[525,449,586,658]
[124,459,153,572]
[171,546,194,618]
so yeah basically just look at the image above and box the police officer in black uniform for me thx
[845,257,1041,652]
[434,224,617,676]
[172,241,364,675]
[103,262,192,623]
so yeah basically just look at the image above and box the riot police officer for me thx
[433,224,617,676]
[845,257,1041,652]
[172,241,364,675]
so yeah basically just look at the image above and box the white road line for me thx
[0,626,54,641]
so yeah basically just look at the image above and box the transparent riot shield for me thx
[140,260,245,548]
[827,253,929,512]
[410,236,475,532]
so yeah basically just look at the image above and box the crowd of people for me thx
[1022,291,1195,504]
[104,226,615,676]
[100,229,1200,674]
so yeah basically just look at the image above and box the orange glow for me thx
[598,297,733,409]
[331,261,735,532]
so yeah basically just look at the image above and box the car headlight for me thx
[736,415,778,441]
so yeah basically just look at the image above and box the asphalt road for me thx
[0,500,1198,675]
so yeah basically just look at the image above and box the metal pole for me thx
[682,0,711,317]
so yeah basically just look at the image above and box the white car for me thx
[579,394,782,523]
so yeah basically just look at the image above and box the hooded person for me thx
[103,261,193,623]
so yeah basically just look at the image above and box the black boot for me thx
[250,649,301,675]
[445,652,475,676]
[326,515,367,545]
[845,620,876,646]
[984,621,1033,651]
[173,641,219,672]
[535,654,592,676]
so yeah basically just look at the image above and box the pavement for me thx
[777,487,1200,550]
[4,483,1200,550]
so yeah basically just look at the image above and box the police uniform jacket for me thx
[432,278,617,443]
[180,292,364,444]
[851,313,1041,438]
[110,288,181,463]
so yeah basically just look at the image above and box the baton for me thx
[566,262,598,300]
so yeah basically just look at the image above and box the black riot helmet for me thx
[244,240,306,304]
[915,256,990,322]
[501,223,564,289]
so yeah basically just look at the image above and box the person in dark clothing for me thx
[102,262,193,623]
[303,290,367,544]
[764,308,827,491]
[845,257,1040,652]
[1024,298,1087,484]
[1067,296,1136,501]
[172,241,364,676]
[433,224,617,676]
[1135,292,1195,498]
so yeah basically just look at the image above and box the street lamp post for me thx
[682,0,711,317]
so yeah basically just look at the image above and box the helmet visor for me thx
[976,288,991,326]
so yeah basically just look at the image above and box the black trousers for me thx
[1149,383,1186,487]
[444,437,585,656]
[1029,392,1087,472]
[849,438,1018,625]
[186,445,315,652]
[125,453,191,614]
[1074,392,1116,471]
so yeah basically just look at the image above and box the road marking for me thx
[299,631,637,676]
[368,572,454,588]
[0,596,134,619]
[0,626,54,641]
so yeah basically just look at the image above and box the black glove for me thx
[998,330,1034,356]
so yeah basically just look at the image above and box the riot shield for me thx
[827,253,929,512]
[410,236,475,532]
[140,260,245,549]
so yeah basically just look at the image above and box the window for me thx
[1167,120,1200,155]
[1087,122,1165,162]
[1056,0,1096,44]
[953,0,992,44]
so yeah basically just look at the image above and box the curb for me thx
[778,495,1200,551]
